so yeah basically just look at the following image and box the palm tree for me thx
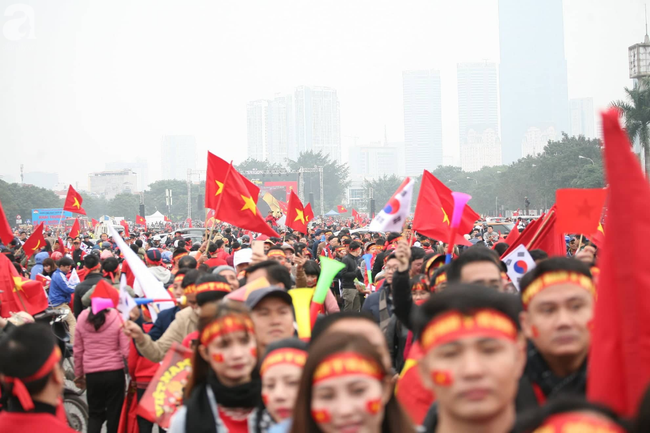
[612,77,650,176]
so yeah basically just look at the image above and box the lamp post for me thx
[578,155,595,165]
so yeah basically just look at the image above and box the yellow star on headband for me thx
[73,197,81,208]
[241,195,257,215]
[441,207,450,225]
[215,180,224,196]
[294,209,305,224]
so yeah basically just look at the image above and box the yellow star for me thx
[72,197,81,208]
[31,240,41,252]
[241,195,257,215]
[294,209,305,224]
[215,180,224,195]
[441,207,450,225]
[13,277,24,292]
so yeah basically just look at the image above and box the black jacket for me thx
[72,273,104,318]
[340,254,362,289]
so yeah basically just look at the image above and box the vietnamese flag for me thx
[23,223,46,259]
[0,199,14,246]
[136,215,146,226]
[63,185,86,215]
[304,203,314,222]
[425,171,480,236]
[352,208,361,224]
[205,152,259,210]
[337,205,348,213]
[214,163,279,238]
[0,254,48,317]
[68,218,81,239]
[591,222,605,248]
[286,190,308,234]
[587,108,650,416]
[164,215,171,222]
[278,200,288,214]
[395,342,434,425]
[91,218,98,229]
[120,220,130,238]
[556,188,607,236]
[413,170,472,245]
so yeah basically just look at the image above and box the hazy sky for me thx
[0,0,646,188]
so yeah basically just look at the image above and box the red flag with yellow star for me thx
[22,223,46,259]
[205,152,260,210]
[136,215,146,226]
[0,254,48,317]
[413,170,472,245]
[68,218,81,239]
[214,162,279,238]
[286,190,308,234]
[0,199,14,246]
[304,203,314,222]
[63,185,86,215]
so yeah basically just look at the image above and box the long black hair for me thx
[87,308,107,331]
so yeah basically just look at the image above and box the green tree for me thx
[612,78,650,175]
[363,175,405,210]
[82,195,110,219]
[107,193,141,219]
[0,180,61,224]
[286,151,350,215]
[143,180,205,222]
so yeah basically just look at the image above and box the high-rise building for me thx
[294,86,342,163]
[569,98,596,139]
[457,62,501,171]
[247,100,268,161]
[403,70,443,176]
[460,129,502,172]
[521,126,557,158]
[106,159,149,191]
[499,0,569,163]
[88,169,138,200]
[266,95,296,164]
[160,135,197,181]
[348,141,405,179]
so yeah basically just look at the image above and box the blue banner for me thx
[31,208,73,227]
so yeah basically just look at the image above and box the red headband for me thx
[522,271,595,309]
[533,413,625,433]
[312,352,383,385]
[200,315,254,346]
[421,309,517,353]
[4,346,61,411]
[260,348,307,377]
[267,249,286,259]
[196,281,232,294]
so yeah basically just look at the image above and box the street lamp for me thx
[579,155,595,165]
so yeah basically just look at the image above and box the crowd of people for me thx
[0,211,645,433]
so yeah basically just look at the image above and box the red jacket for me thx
[127,323,159,387]
[0,411,77,433]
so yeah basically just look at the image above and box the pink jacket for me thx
[74,309,129,377]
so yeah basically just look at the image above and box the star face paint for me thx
[311,408,331,423]
[431,370,453,387]
[365,398,382,415]
[212,353,224,363]
[531,325,540,338]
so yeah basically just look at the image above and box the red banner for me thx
[136,343,193,428]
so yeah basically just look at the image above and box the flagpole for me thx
[209,162,233,243]
[577,234,584,252]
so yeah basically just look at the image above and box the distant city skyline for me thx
[160,135,197,181]
[247,86,342,164]
[0,1,643,187]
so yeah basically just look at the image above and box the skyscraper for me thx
[569,98,596,139]
[403,70,443,176]
[294,86,342,163]
[247,100,268,161]
[266,95,295,164]
[457,62,501,171]
[160,135,197,180]
[499,0,569,163]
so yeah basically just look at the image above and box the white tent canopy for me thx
[146,211,165,224]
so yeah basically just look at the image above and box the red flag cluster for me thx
[205,152,278,238]
[0,254,49,318]
[500,206,564,258]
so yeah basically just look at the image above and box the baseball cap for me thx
[281,243,295,252]
[146,248,162,264]
[244,286,292,310]
[233,248,253,268]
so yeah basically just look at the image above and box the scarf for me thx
[525,342,587,404]
[378,283,392,334]
[186,370,261,433]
